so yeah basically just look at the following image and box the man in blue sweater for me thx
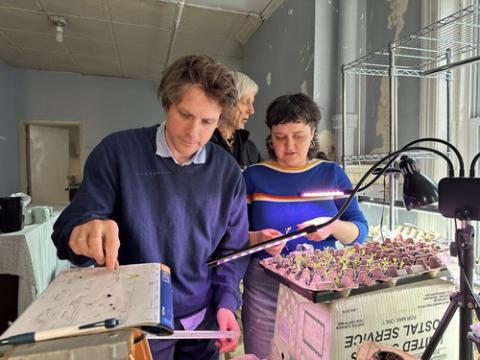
[51,55,249,359]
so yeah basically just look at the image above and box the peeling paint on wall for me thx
[300,80,308,94]
[374,80,391,153]
[301,40,313,72]
[387,0,408,34]
[372,0,409,154]
[304,53,314,72]
[318,129,336,160]
[266,72,272,86]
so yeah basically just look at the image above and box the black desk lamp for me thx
[399,155,439,210]
[208,137,480,360]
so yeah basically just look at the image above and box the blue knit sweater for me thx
[52,125,249,318]
[243,160,368,259]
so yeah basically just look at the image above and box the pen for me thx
[0,318,119,345]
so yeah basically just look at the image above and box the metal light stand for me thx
[422,219,480,360]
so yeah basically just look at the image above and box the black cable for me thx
[402,137,463,177]
[379,175,386,243]
[356,146,452,192]
[469,151,480,177]
[453,220,467,271]
[460,268,480,309]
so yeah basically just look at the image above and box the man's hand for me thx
[215,308,240,353]
[249,229,284,256]
[69,219,120,270]
[297,217,337,241]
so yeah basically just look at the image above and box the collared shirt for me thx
[155,122,207,326]
[155,122,207,165]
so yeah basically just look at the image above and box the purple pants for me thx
[241,258,280,359]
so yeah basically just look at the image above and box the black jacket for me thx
[210,129,262,169]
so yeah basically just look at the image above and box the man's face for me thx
[165,85,222,164]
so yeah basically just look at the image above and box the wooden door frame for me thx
[18,120,84,197]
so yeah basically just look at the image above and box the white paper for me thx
[1,263,161,338]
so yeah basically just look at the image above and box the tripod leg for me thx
[421,293,460,360]
[423,224,476,360]
[460,304,473,360]
[459,224,475,360]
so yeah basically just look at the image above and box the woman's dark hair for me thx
[265,93,321,160]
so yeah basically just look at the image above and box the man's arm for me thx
[215,307,240,353]
[210,173,249,312]
[52,140,120,268]
[210,171,249,354]
[212,172,250,353]
[68,219,120,270]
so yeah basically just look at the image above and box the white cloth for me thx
[0,213,71,315]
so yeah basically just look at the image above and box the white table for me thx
[0,213,71,315]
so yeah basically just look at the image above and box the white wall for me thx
[14,68,163,155]
[242,0,323,158]
[0,63,164,193]
[0,62,19,196]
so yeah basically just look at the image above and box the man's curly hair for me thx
[158,55,238,115]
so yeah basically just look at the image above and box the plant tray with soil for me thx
[260,236,447,302]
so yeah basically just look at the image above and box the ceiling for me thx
[0,0,283,80]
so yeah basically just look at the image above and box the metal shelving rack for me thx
[343,150,442,164]
[341,4,480,230]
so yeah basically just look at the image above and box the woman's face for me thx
[231,91,256,130]
[271,121,314,168]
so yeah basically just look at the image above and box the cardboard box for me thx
[356,341,419,360]
[271,279,458,360]
[271,338,290,360]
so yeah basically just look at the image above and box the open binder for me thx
[0,263,173,344]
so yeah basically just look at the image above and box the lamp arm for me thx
[402,137,464,177]
[357,146,454,192]
[469,152,480,177]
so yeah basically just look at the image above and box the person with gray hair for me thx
[210,71,262,169]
